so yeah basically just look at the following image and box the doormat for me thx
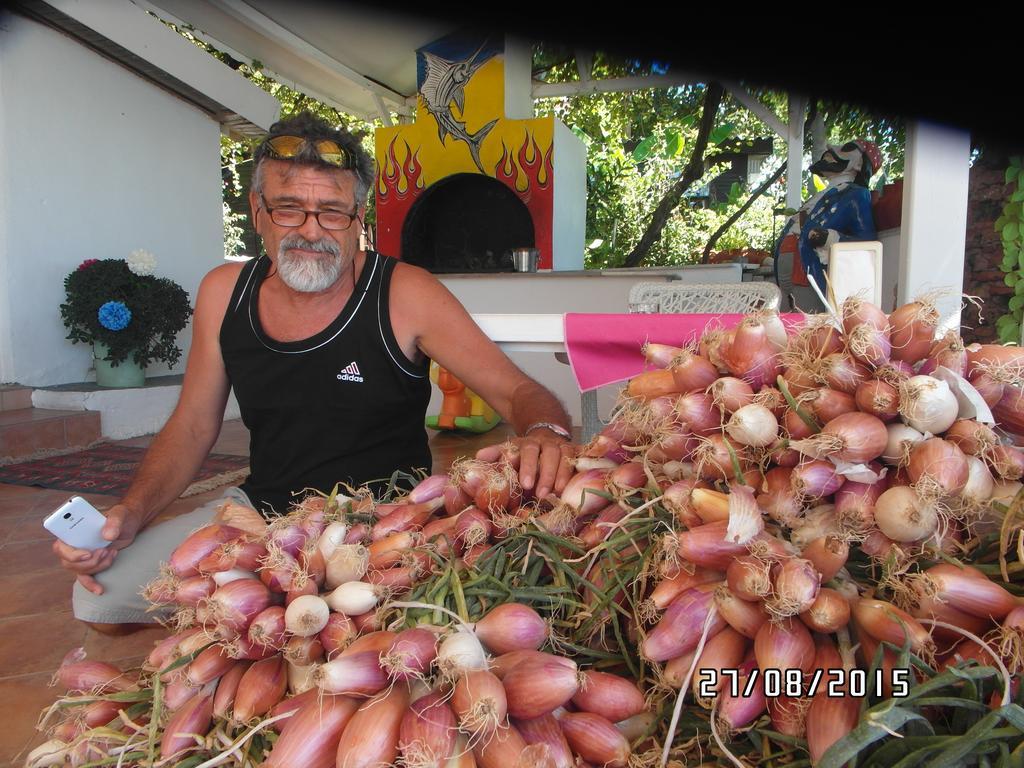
[0,444,249,497]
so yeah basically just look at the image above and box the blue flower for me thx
[98,301,132,331]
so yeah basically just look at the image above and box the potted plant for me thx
[60,250,193,387]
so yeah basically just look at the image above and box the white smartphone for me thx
[43,496,111,550]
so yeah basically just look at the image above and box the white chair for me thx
[627,281,781,314]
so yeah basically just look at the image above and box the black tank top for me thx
[220,251,432,516]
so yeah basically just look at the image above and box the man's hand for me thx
[53,503,141,596]
[477,429,575,501]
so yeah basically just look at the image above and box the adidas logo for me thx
[336,361,364,383]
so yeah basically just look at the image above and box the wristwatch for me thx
[524,421,572,441]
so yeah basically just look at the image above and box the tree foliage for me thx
[165,21,906,268]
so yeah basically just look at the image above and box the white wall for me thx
[0,12,223,386]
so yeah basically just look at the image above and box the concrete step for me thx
[0,385,32,412]
[0,407,102,462]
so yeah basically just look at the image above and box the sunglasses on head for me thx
[265,135,352,168]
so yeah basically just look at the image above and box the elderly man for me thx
[56,112,573,632]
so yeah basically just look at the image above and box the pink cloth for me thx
[563,313,803,392]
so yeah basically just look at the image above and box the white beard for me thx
[276,236,344,293]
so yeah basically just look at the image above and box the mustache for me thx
[279,234,341,257]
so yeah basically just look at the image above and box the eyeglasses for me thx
[260,195,360,231]
[264,135,352,168]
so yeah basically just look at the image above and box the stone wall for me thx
[962,148,1012,343]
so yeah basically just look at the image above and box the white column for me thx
[786,94,806,211]
[503,35,534,120]
[897,121,971,333]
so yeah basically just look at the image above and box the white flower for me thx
[126,249,157,276]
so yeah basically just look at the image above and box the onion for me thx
[559,712,631,768]
[284,594,330,637]
[994,386,1024,436]
[717,658,767,729]
[400,691,457,767]
[324,544,370,589]
[627,369,682,400]
[882,422,924,466]
[335,686,409,768]
[691,626,748,703]
[900,375,959,434]
[796,552,843,597]
[754,617,815,675]
[324,581,383,615]
[792,412,888,464]
[437,629,489,680]
[265,692,358,768]
[852,598,933,653]
[642,585,726,661]
[855,380,900,421]
[669,349,720,393]
[791,460,845,500]
[800,588,852,633]
[452,669,508,736]
[474,603,548,655]
[834,479,882,533]
[232,655,288,723]
[922,564,1020,621]
[708,377,755,414]
[314,651,389,697]
[874,485,939,542]
[802,387,858,423]
[945,419,999,455]
[970,370,1007,408]
[725,404,779,448]
[515,713,575,768]
[769,557,821,618]
[379,628,438,682]
[847,321,892,368]
[726,556,772,601]
[907,438,969,496]
[160,684,215,758]
[572,671,647,723]
[318,613,356,657]
[675,392,722,436]
[990,444,1024,481]
[714,585,770,638]
[503,657,580,719]
[819,353,871,395]
[889,298,940,363]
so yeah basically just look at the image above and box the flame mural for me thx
[374,33,559,268]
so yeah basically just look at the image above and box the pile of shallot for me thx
[30,292,1024,768]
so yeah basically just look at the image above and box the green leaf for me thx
[1012,188,1024,203]
[1009,296,1024,312]
[632,135,657,163]
[1006,272,1020,288]
[1008,222,1021,241]
[1018,250,1024,271]
[999,323,1021,344]
[817,705,929,768]
[1009,165,1021,185]
[709,122,736,145]
[663,130,683,157]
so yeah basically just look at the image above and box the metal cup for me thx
[511,248,539,272]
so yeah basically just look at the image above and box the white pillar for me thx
[786,94,806,211]
[897,121,971,333]
[504,35,533,120]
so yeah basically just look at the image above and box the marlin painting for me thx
[419,42,498,174]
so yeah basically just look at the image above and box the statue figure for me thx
[774,140,882,310]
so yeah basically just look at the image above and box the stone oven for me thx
[374,32,585,272]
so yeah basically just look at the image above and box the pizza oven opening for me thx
[400,173,535,273]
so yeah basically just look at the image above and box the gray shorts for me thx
[71,487,253,625]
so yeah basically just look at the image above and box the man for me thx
[55,112,574,632]
[774,139,881,310]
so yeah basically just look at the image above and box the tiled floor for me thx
[0,418,514,766]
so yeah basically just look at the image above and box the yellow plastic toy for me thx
[425,362,500,433]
